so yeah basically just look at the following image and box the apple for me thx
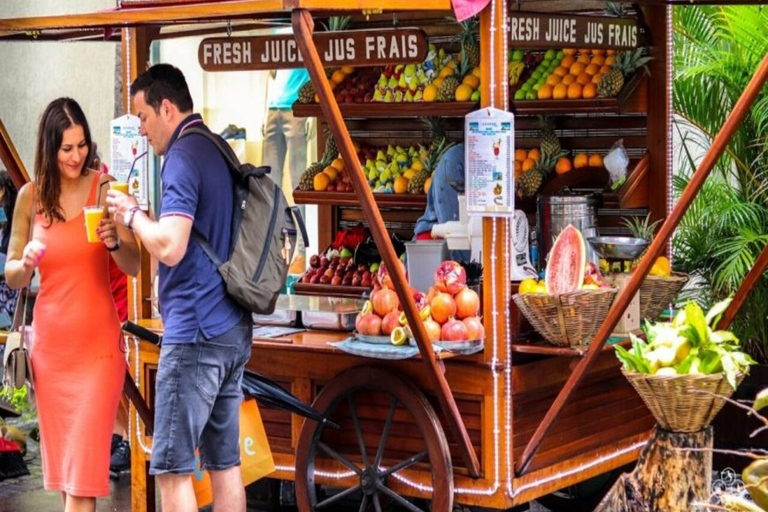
[331,276,342,286]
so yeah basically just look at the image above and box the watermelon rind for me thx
[545,224,586,295]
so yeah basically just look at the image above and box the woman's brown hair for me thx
[34,98,93,224]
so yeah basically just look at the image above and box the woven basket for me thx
[622,370,744,432]
[639,272,689,321]
[512,288,618,347]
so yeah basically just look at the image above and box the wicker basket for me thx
[622,370,744,432]
[512,288,618,347]
[639,272,689,321]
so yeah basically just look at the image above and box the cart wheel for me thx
[296,366,453,512]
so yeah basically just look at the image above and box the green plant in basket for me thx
[615,298,755,389]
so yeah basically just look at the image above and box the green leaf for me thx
[705,297,732,327]
[615,345,642,373]
[699,348,723,374]
[721,352,738,390]
[710,330,740,345]
[754,388,768,412]
[686,301,709,345]
[630,335,651,373]
[675,348,698,374]
[671,308,688,328]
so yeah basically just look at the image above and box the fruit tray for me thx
[293,282,370,299]
[353,333,484,355]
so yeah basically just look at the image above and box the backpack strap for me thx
[290,206,310,249]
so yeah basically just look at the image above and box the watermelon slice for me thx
[545,224,586,295]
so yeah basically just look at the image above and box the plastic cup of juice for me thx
[109,182,129,195]
[83,206,105,243]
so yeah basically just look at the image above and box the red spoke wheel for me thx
[296,366,453,512]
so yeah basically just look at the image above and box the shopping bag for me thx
[192,398,275,507]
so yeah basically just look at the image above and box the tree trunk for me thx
[595,426,712,512]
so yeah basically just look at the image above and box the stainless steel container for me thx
[536,194,599,269]
[301,310,357,331]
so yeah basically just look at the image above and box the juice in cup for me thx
[83,206,105,243]
[109,182,129,195]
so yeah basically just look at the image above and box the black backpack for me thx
[179,127,308,315]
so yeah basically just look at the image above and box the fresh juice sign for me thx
[508,13,643,50]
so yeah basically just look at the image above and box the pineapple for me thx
[321,15,352,32]
[597,47,653,98]
[298,80,315,104]
[438,52,470,102]
[458,16,480,70]
[409,138,456,194]
[322,127,338,161]
[420,116,447,155]
[622,213,660,241]
[299,159,329,190]
[517,151,559,199]
[538,116,560,158]
[604,2,630,16]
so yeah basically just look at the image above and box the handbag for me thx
[3,195,35,391]
[191,398,275,506]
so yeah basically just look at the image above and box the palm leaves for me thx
[672,5,768,361]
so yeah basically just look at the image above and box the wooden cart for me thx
[1,2,767,511]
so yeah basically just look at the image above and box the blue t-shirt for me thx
[158,114,244,344]
[269,69,310,109]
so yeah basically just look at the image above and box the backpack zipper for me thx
[252,186,281,282]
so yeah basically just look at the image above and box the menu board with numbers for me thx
[110,115,149,210]
[464,107,515,217]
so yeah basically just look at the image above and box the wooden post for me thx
[595,427,713,512]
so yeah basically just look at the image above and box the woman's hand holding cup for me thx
[97,217,120,250]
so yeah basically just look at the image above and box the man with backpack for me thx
[106,63,252,512]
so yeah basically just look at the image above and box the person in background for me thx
[0,170,18,329]
[413,144,470,262]
[262,68,311,271]
[4,97,141,511]
[106,63,252,512]
[87,144,132,477]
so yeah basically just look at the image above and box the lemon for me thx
[519,278,538,295]
[399,312,408,326]
[419,306,431,321]
[650,256,671,277]
[390,326,408,346]
[361,300,373,315]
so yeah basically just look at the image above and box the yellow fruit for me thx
[424,177,432,193]
[439,66,455,78]
[322,165,339,181]
[431,77,445,89]
[340,65,355,75]
[313,172,331,191]
[330,158,345,171]
[519,278,539,295]
[411,160,423,171]
[472,66,482,78]
[534,283,548,294]
[390,326,407,346]
[446,59,457,69]
[419,306,431,321]
[399,312,409,326]
[331,70,346,84]
[581,283,599,290]
[650,256,671,277]
[403,169,416,180]
[393,176,409,194]
[462,74,480,89]
[423,84,439,102]
[455,84,473,102]
[361,300,373,315]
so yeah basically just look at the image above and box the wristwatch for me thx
[106,238,121,252]
[124,206,141,230]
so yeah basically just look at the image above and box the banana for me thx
[508,61,526,86]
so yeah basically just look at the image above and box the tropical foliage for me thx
[672,5,768,362]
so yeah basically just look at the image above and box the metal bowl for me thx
[587,236,650,261]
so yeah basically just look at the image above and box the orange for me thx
[455,84,473,101]
[423,84,439,102]
[462,74,480,89]
[555,157,572,175]
[573,153,589,169]
[514,149,528,162]
[592,49,606,57]
[527,148,541,161]
[545,74,561,86]
[582,82,597,99]
[569,62,585,76]
[563,48,577,56]
[393,176,409,194]
[567,82,583,99]
[591,55,606,66]
[472,66,482,78]
[439,66,456,78]
[592,73,604,84]
[432,77,445,89]
[522,158,536,172]
[322,165,339,181]
[588,153,603,167]
[537,84,554,100]
[330,158,345,171]
[650,256,671,277]
[584,64,600,76]
[553,66,569,77]
[553,83,568,100]
[313,172,331,191]
[561,55,576,69]
[341,65,355,75]
[331,70,347,84]
[606,49,617,56]
[605,56,617,66]
[577,54,591,65]
[576,73,591,85]
[600,64,612,74]
[561,74,577,85]
[514,160,523,179]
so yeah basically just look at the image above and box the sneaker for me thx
[110,440,131,473]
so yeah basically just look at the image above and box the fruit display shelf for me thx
[509,72,645,115]
[293,189,428,208]
[292,101,479,119]
[293,282,370,299]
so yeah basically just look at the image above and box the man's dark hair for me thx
[130,63,194,113]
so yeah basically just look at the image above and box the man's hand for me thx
[106,189,140,227]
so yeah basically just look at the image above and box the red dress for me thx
[31,174,124,496]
